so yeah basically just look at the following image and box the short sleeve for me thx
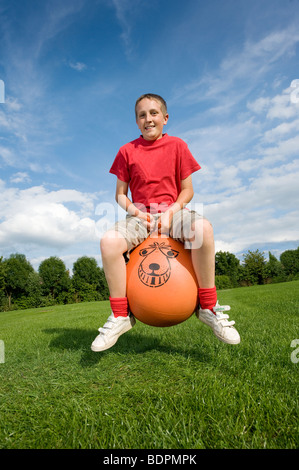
[179,140,201,180]
[109,150,130,183]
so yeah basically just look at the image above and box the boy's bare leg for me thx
[100,230,128,297]
[190,219,215,288]
[190,218,240,344]
[91,231,135,352]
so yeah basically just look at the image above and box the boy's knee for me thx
[100,231,127,257]
[187,218,213,249]
[192,218,213,236]
[202,218,213,236]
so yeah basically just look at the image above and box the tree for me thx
[39,257,70,302]
[98,267,109,300]
[3,254,34,308]
[72,256,109,301]
[280,248,299,276]
[72,256,101,302]
[25,271,43,307]
[0,257,7,309]
[215,251,241,286]
[0,256,6,293]
[242,249,267,285]
[73,256,100,285]
[265,252,285,282]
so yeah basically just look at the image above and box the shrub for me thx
[215,275,233,290]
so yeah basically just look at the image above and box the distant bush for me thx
[215,275,233,290]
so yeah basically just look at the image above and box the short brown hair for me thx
[135,93,167,118]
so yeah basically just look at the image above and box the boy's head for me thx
[135,93,167,118]
[135,93,169,141]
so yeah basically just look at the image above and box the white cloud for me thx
[200,156,299,255]
[0,145,16,166]
[171,25,299,109]
[10,172,31,184]
[0,184,101,251]
[112,0,134,55]
[263,119,299,143]
[68,61,87,71]
[188,78,299,256]
[111,0,146,60]
[247,85,299,121]
[262,134,299,160]
[266,94,296,120]
[181,118,260,166]
[5,97,23,112]
[247,97,270,114]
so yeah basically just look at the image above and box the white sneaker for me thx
[91,313,136,352]
[196,302,240,345]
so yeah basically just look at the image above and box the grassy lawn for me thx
[0,281,298,449]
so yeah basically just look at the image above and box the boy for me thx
[91,93,240,352]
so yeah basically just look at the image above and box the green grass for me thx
[0,281,298,449]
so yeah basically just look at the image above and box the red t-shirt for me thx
[109,134,201,213]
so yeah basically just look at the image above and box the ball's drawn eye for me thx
[160,247,179,258]
[139,247,156,257]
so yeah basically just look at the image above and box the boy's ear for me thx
[163,113,169,124]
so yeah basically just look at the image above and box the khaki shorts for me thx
[110,209,203,253]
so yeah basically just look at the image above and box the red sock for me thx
[198,287,217,313]
[109,297,128,318]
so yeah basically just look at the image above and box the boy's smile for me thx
[136,98,169,141]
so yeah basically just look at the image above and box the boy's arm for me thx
[170,174,194,215]
[115,178,153,229]
[157,175,194,234]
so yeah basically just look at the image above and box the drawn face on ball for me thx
[138,241,179,288]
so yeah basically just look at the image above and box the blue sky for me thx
[0,0,299,272]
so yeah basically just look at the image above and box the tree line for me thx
[215,247,299,289]
[0,255,109,312]
[0,247,298,312]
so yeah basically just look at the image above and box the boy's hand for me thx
[138,212,156,232]
[156,210,173,235]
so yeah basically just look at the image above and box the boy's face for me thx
[136,98,169,141]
